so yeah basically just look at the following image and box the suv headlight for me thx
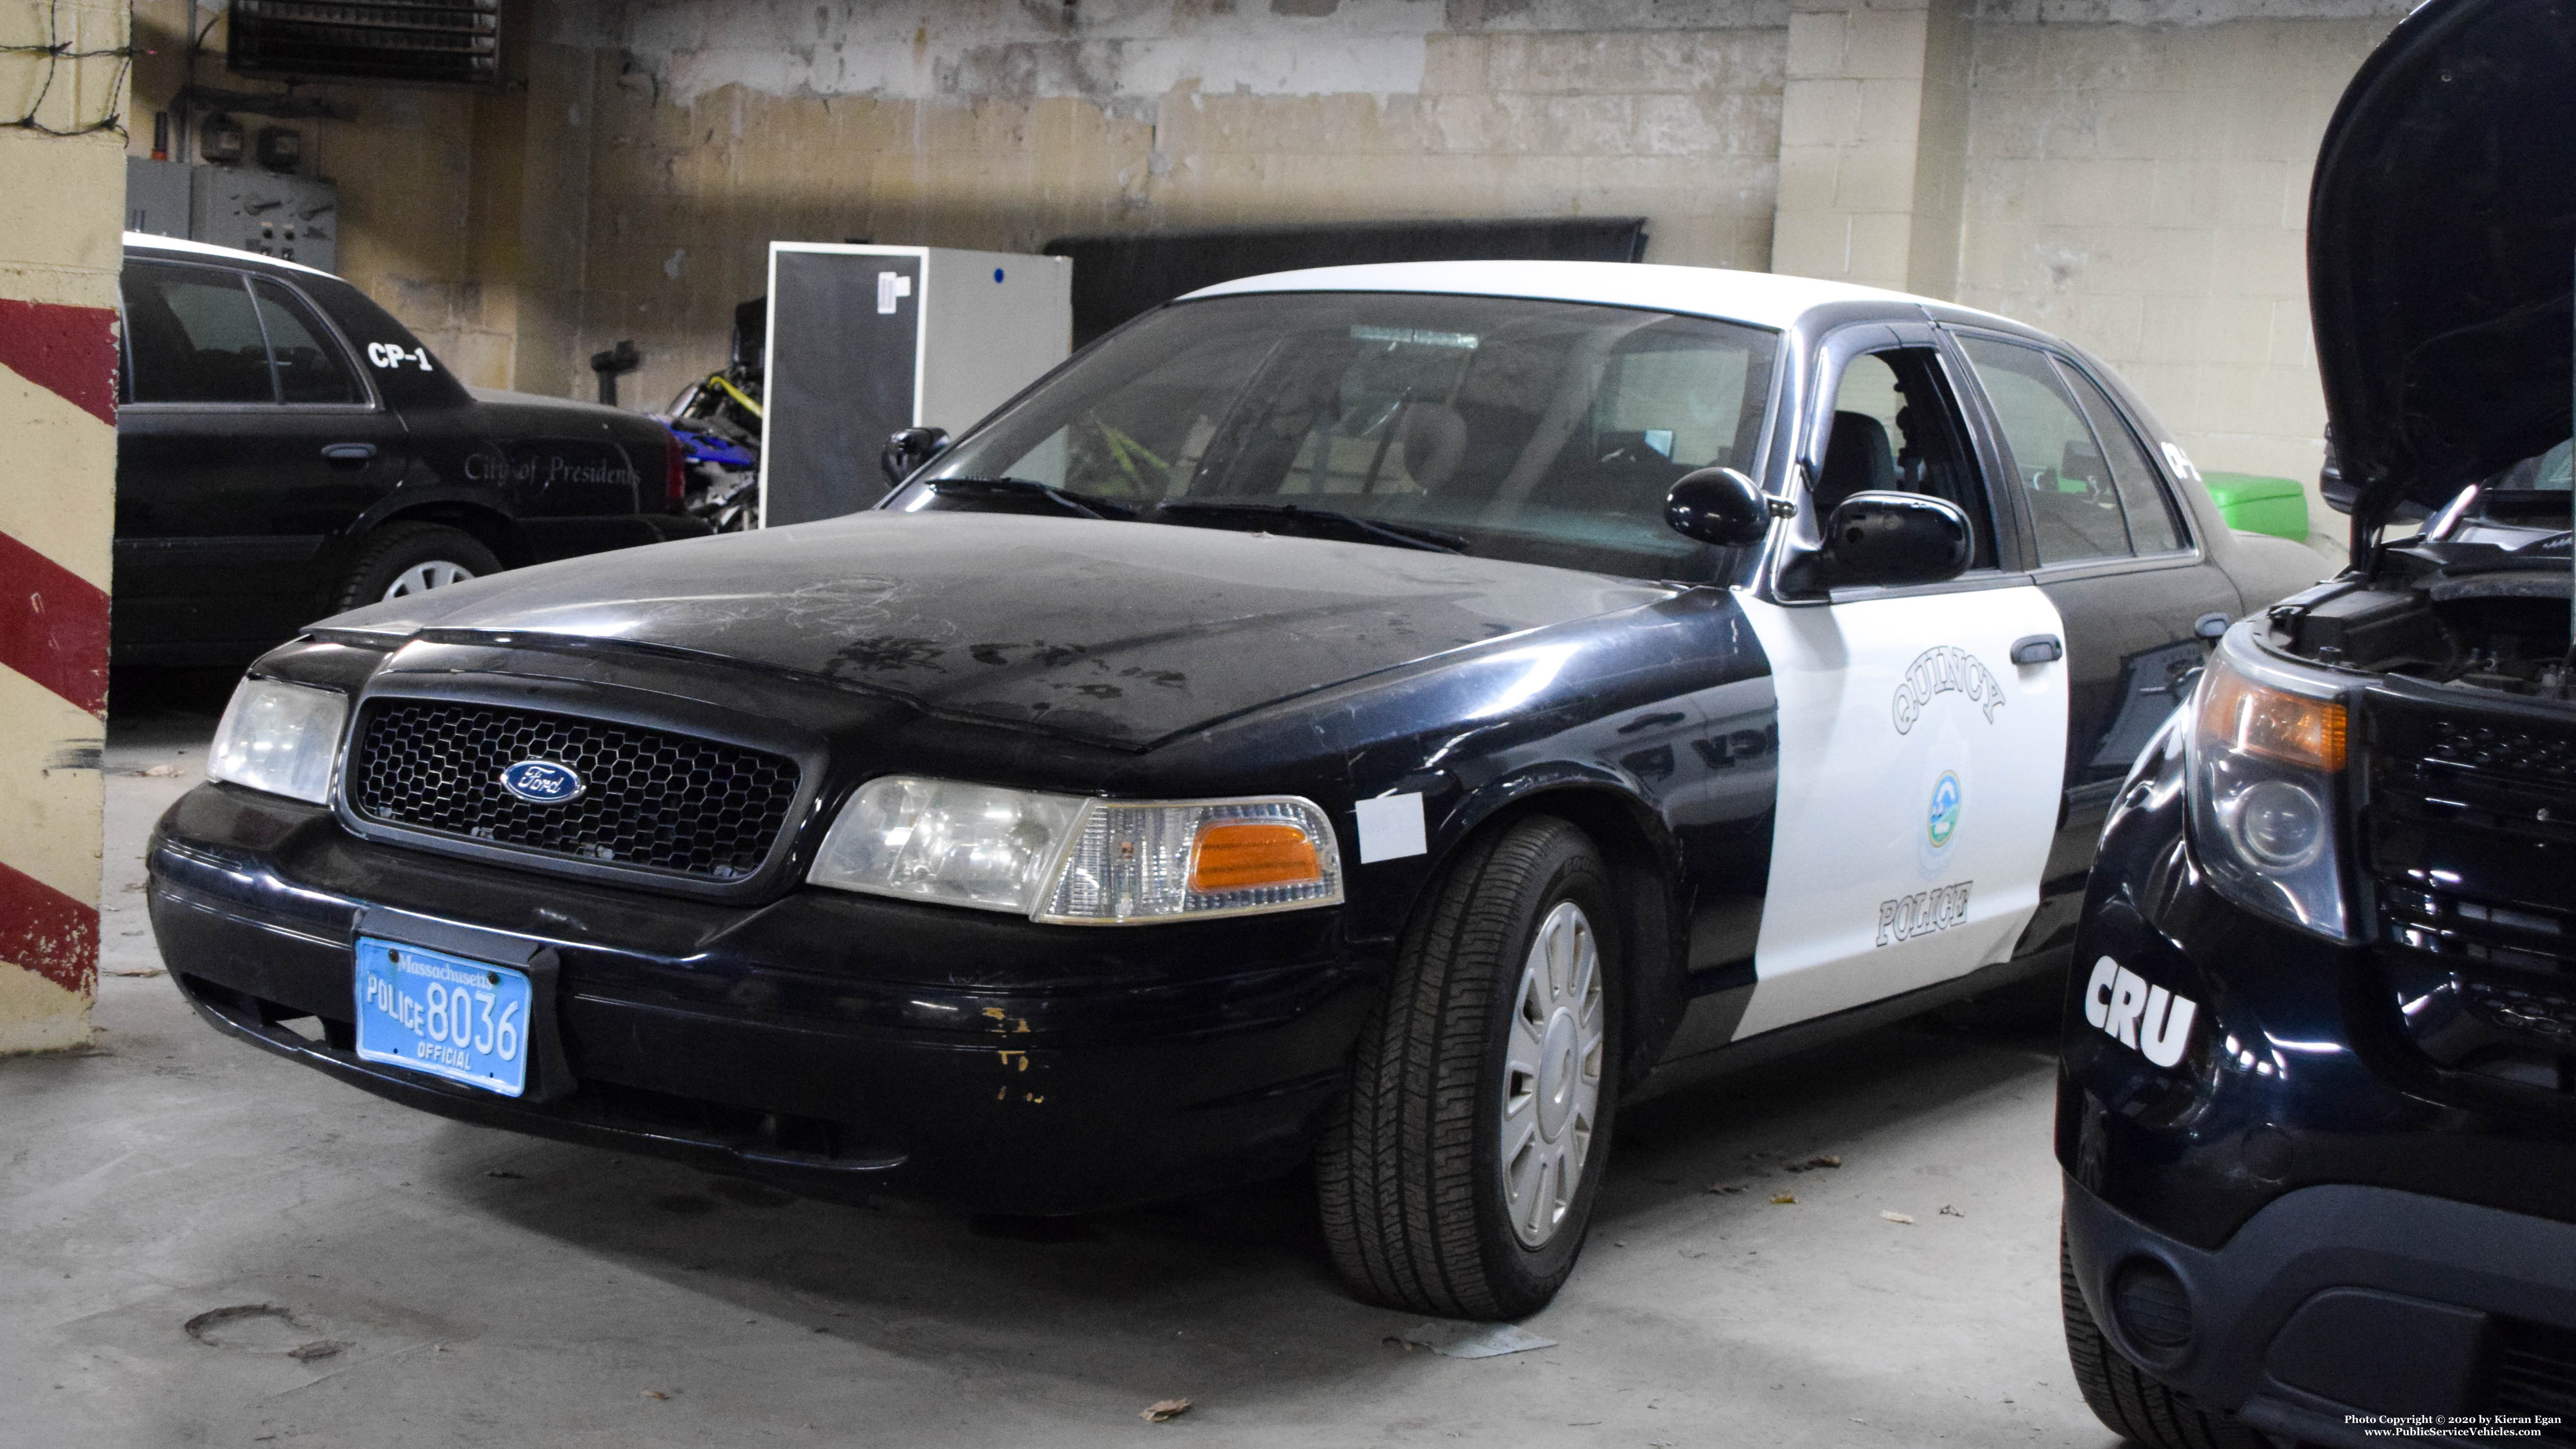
[2185,630,2354,940]
[207,678,348,804]
[808,776,1344,925]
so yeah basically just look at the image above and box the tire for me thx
[2062,1231,2264,1449]
[1318,814,1621,1319]
[329,523,502,613]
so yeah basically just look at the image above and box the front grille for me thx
[346,701,801,882]
[2367,695,2576,1096]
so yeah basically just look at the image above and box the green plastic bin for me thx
[2200,472,2310,542]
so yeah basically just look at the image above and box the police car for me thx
[148,260,2322,1319]
[2058,1,2576,1443]
[114,234,704,667]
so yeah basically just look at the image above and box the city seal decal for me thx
[499,759,585,805]
[1891,646,2004,734]
[1918,769,1963,878]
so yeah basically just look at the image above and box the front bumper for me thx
[2065,1173,2576,1447]
[150,782,1380,1214]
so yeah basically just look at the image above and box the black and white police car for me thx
[150,258,2322,1317]
[114,234,705,668]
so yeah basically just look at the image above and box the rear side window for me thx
[1959,336,2133,565]
[2059,363,2186,554]
[252,279,360,404]
[123,262,273,403]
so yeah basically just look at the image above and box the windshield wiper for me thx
[1151,498,1465,554]
[924,477,1139,520]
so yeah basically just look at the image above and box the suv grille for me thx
[2367,696,2576,1096]
[346,701,801,881]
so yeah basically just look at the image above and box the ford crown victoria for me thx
[148,259,2320,1317]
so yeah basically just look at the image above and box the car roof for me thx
[121,230,334,279]
[1182,259,2024,333]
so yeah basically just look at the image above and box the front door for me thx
[1730,330,2071,1040]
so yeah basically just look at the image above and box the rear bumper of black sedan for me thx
[148,783,1379,1215]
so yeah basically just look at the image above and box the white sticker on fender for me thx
[1730,584,2069,1040]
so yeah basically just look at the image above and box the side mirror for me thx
[1663,467,1780,547]
[882,426,951,485]
[1799,490,1973,590]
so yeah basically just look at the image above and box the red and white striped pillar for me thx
[1,1,127,1054]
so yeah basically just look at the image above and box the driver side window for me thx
[1818,346,1998,570]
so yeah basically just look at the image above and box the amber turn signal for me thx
[1188,822,1322,893]
[2199,657,2347,771]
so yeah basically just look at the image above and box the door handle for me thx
[2010,633,2063,666]
[321,442,377,467]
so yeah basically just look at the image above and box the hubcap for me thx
[1501,899,1605,1248]
[382,560,475,601]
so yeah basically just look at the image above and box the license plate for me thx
[354,938,533,1098]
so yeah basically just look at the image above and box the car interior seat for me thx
[1813,409,1899,515]
[1399,402,1466,494]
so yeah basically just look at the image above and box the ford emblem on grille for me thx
[498,759,585,804]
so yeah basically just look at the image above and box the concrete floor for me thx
[1,704,2124,1449]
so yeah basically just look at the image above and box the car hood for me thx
[318,511,1675,749]
[2309,0,2576,548]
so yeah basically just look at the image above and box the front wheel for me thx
[2063,1230,2263,1449]
[1317,814,1620,1319]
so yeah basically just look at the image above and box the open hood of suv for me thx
[2309,0,2576,550]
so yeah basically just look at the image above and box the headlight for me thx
[207,678,348,804]
[807,777,1343,925]
[2184,631,2353,939]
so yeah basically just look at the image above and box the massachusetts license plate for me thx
[354,938,532,1098]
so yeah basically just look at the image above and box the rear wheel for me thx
[329,522,501,612]
[2063,1231,2264,1449]
[1317,815,1620,1319]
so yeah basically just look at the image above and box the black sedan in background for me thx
[2057,2,2576,1446]
[114,234,706,668]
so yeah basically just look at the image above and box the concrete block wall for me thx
[0,0,127,1053]
[567,0,1788,413]
[1954,13,2399,560]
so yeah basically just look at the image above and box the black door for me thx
[1947,332,2241,956]
[115,259,405,663]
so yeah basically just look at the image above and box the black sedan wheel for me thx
[1318,814,1619,1319]
[331,522,502,612]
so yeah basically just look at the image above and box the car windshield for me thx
[2468,437,2574,530]
[894,291,1780,581]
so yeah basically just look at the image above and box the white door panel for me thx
[1732,584,2069,1039]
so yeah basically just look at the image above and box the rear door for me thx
[1946,332,2240,957]
[1729,323,2071,1040]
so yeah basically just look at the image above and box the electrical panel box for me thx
[124,160,341,273]
[124,157,193,239]
[191,169,338,274]
[760,243,1073,528]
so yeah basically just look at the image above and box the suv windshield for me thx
[894,291,1780,581]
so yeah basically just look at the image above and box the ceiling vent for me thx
[227,1,502,87]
